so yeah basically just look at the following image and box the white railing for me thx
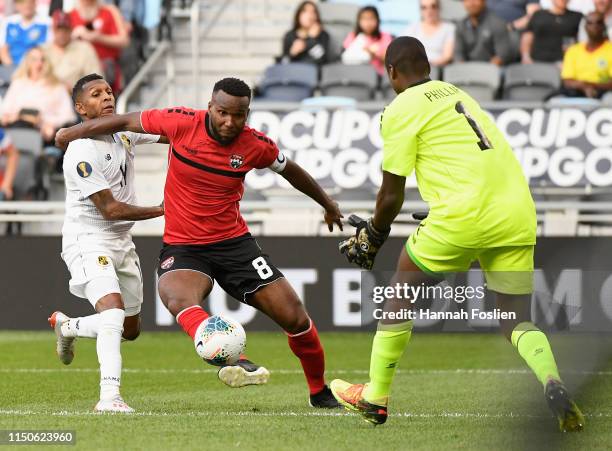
[0,201,64,222]
[3,201,612,236]
[116,40,175,114]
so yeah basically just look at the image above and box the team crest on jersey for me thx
[230,154,244,169]
[77,161,92,178]
[28,29,41,41]
[160,256,174,270]
[120,134,132,150]
[98,256,110,266]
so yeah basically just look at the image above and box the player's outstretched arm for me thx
[55,112,145,149]
[279,160,343,231]
[89,189,164,221]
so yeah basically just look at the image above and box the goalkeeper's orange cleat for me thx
[330,379,388,425]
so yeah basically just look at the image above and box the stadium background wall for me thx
[2,237,612,332]
[246,106,612,190]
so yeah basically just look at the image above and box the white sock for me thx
[97,308,125,401]
[61,314,100,338]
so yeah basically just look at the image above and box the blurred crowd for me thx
[0,0,161,201]
[276,0,612,99]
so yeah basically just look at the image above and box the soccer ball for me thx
[194,315,246,366]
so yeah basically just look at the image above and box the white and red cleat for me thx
[48,311,75,365]
[94,397,135,414]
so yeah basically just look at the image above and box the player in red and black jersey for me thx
[56,77,344,408]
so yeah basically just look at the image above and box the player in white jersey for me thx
[48,74,166,413]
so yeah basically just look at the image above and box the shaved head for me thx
[385,36,431,78]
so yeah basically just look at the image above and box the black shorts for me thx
[157,233,284,303]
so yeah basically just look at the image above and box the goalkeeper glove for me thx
[338,215,390,270]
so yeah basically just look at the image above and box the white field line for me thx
[1,368,612,376]
[0,409,610,419]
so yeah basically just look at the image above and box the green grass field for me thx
[0,331,610,450]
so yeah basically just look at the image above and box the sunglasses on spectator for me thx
[586,20,605,25]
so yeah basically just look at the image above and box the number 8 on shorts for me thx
[252,256,273,279]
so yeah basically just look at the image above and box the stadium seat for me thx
[380,66,441,100]
[0,65,15,97]
[318,2,360,29]
[258,63,318,102]
[503,63,561,101]
[5,128,43,200]
[376,0,420,36]
[443,62,501,102]
[325,27,347,63]
[319,63,379,101]
[300,96,357,111]
[319,2,360,62]
[6,128,43,156]
[440,0,466,23]
[546,96,601,107]
[601,92,612,106]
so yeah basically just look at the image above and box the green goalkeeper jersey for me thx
[381,79,536,248]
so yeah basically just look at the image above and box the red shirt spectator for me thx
[69,0,128,91]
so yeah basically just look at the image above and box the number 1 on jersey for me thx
[455,101,492,151]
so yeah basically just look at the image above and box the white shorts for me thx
[61,233,143,316]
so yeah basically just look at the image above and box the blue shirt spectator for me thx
[488,0,540,30]
[0,0,52,66]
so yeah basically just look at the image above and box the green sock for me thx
[363,321,413,404]
[511,321,561,387]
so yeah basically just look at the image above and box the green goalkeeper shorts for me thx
[406,224,534,295]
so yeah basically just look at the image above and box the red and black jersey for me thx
[140,107,279,245]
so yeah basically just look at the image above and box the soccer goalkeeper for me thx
[331,36,584,432]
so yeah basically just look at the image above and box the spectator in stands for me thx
[0,127,19,201]
[0,1,15,17]
[44,10,101,91]
[521,0,582,63]
[540,0,594,15]
[454,0,515,65]
[404,0,455,67]
[36,0,51,15]
[69,0,129,92]
[1,47,75,144]
[561,11,612,98]
[281,1,330,65]
[578,0,612,42]
[110,0,149,84]
[341,6,392,75]
[0,0,52,66]
[105,0,144,33]
[488,0,540,31]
